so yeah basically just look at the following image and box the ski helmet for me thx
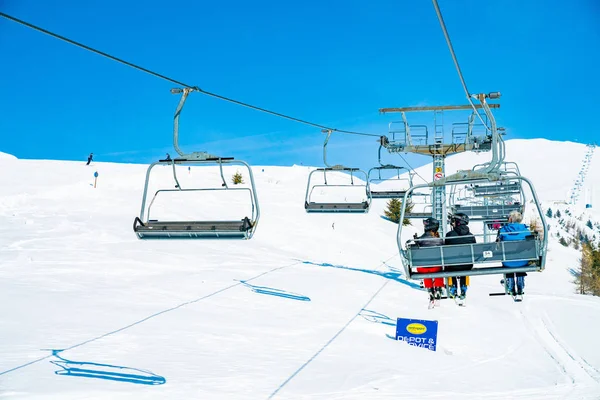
[423,217,440,232]
[452,213,470,226]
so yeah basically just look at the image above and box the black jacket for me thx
[444,224,477,271]
[415,232,444,247]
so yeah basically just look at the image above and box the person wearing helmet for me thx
[445,213,477,299]
[414,217,445,302]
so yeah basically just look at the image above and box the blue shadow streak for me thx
[50,351,165,385]
[386,333,398,341]
[297,260,422,290]
[359,308,396,327]
[568,268,580,278]
[237,280,311,301]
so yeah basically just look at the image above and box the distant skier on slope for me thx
[444,213,476,300]
[497,210,531,296]
[414,217,445,302]
[86,153,93,165]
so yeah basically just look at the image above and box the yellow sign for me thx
[406,323,427,335]
[435,167,442,173]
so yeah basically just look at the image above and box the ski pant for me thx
[416,267,444,288]
[505,271,527,291]
[445,264,473,288]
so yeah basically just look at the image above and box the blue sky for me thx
[1,0,598,174]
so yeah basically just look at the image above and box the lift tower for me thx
[379,102,500,235]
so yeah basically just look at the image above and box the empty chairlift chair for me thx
[367,140,414,199]
[451,202,524,221]
[451,179,525,221]
[304,130,372,213]
[133,87,260,239]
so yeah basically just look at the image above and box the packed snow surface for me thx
[0,139,599,399]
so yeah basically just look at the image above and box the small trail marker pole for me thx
[94,171,99,188]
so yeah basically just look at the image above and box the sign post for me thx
[93,171,99,188]
[395,317,438,351]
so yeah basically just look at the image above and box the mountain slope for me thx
[0,139,599,399]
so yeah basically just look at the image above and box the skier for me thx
[497,210,531,296]
[165,153,171,161]
[414,217,444,303]
[444,213,477,300]
[86,153,93,165]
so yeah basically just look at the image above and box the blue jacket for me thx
[497,223,530,267]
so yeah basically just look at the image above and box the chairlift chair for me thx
[304,130,371,213]
[367,141,414,199]
[133,88,260,239]
[396,175,548,280]
[449,161,526,221]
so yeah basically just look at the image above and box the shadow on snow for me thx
[49,350,166,385]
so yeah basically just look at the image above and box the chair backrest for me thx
[408,239,540,268]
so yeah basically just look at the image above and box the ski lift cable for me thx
[396,153,428,184]
[431,0,491,132]
[0,12,381,139]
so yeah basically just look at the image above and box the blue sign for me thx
[395,317,438,351]
[94,171,98,178]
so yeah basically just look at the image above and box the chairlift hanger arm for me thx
[172,87,220,160]
[323,129,355,170]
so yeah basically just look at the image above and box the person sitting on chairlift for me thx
[497,210,531,296]
[414,217,445,301]
[444,212,477,299]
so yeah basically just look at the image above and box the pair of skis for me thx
[427,288,465,308]
[489,278,524,302]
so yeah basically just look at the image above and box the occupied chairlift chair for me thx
[395,93,548,281]
[133,87,260,239]
[399,176,546,280]
[304,130,372,212]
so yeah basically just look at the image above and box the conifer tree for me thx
[384,198,413,226]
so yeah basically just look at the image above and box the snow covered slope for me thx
[1,140,600,399]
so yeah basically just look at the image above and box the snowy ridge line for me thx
[0,261,301,377]
[268,255,398,399]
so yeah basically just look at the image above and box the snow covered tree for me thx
[559,237,569,247]
[384,198,413,226]
[556,210,562,218]
[587,220,593,230]
[546,208,553,218]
